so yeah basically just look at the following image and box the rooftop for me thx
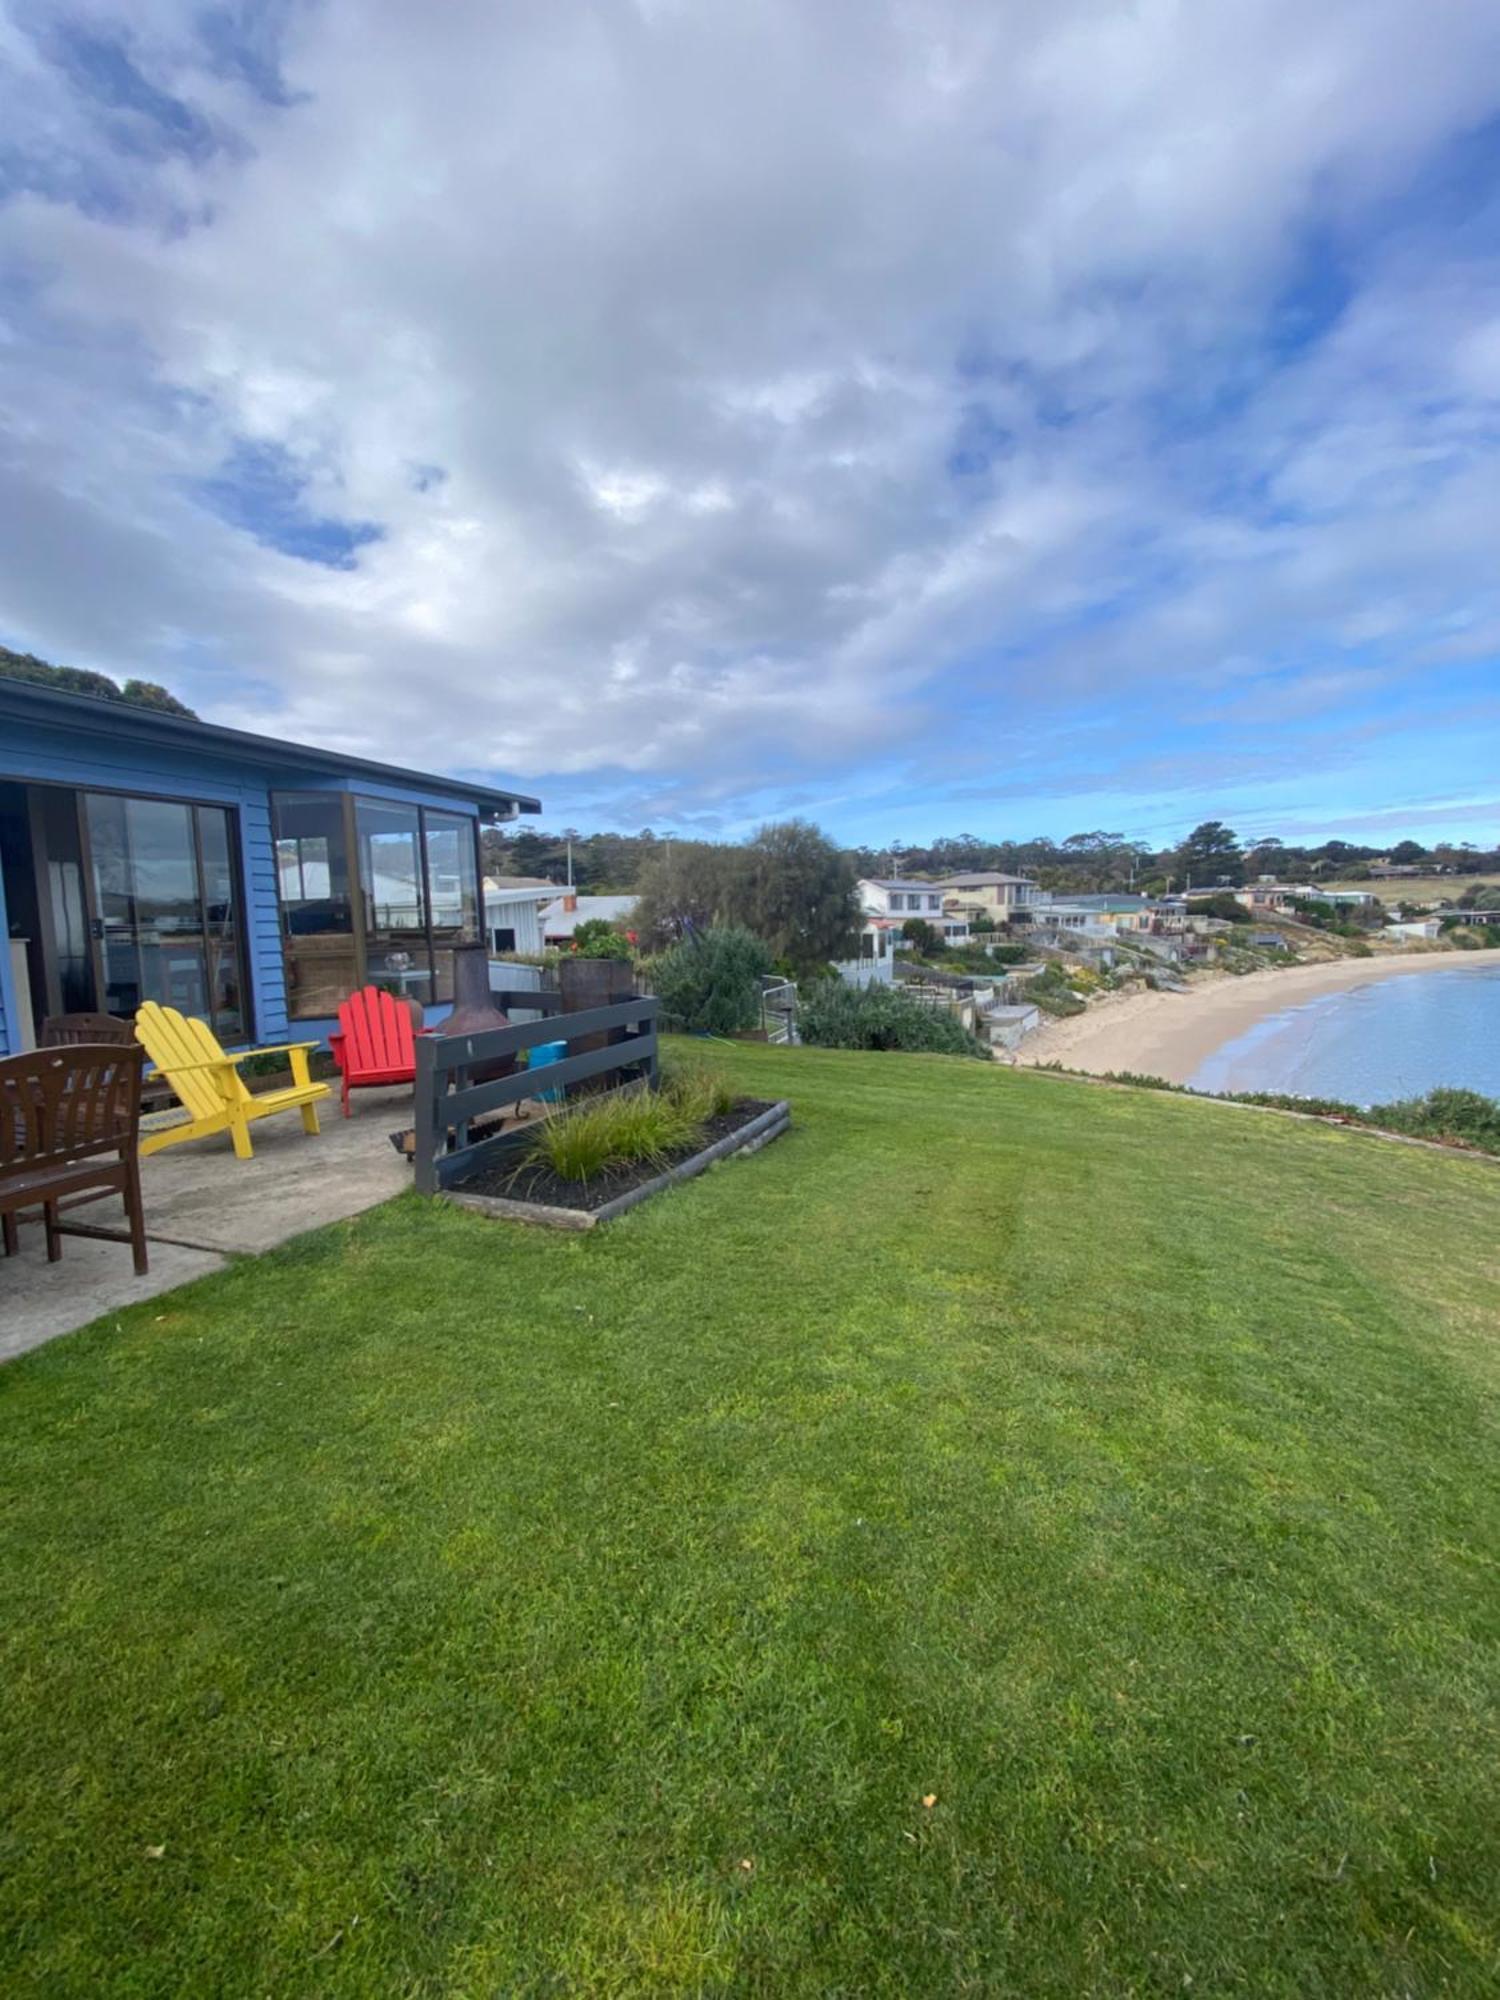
[1045,894,1151,912]
[541,893,638,937]
[937,872,1037,888]
[483,875,559,898]
[0,676,542,820]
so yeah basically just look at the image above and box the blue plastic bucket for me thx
[527,1040,567,1104]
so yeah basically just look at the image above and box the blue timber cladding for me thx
[0,690,536,1056]
[0,864,14,1055]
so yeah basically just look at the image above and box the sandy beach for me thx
[1015,946,1500,1086]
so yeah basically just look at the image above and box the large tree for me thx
[1174,820,1244,887]
[631,840,746,947]
[741,819,860,972]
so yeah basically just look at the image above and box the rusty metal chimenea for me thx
[440,943,518,1083]
[389,944,522,1158]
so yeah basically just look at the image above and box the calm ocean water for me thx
[1190,962,1500,1106]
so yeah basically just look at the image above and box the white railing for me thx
[833,954,895,988]
[759,976,799,1045]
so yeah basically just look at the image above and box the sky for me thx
[3,0,1500,852]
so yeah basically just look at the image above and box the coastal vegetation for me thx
[1052,1071,1500,1160]
[650,924,771,1034]
[1023,961,1089,1016]
[2,1045,1497,1994]
[797,976,988,1055]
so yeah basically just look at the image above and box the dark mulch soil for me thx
[453,1096,778,1212]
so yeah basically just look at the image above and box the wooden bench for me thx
[1,1044,149,1275]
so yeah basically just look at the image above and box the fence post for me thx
[412,1033,439,1195]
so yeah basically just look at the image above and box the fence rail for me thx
[412,994,659,1194]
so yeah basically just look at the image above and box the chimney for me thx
[564,892,578,912]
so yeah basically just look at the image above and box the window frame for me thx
[272,789,485,1018]
[57,777,252,1040]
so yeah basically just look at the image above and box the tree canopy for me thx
[0,646,197,718]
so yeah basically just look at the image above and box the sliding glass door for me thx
[272,790,482,1016]
[83,792,246,1038]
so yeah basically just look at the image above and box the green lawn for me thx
[2,1044,1498,1997]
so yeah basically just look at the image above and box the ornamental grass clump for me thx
[660,1056,738,1124]
[523,1086,703,1185]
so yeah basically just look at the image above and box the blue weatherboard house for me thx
[0,678,540,1058]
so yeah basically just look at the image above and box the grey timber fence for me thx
[412,987,659,1194]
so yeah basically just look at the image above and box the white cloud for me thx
[2,0,1500,832]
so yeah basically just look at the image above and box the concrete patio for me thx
[2,1085,414,1363]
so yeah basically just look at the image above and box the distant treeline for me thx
[9,645,1494,895]
[485,819,1500,897]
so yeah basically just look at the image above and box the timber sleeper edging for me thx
[440,1098,793,1230]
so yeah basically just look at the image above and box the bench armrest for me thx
[222,1042,322,1063]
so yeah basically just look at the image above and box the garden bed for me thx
[443,1095,789,1228]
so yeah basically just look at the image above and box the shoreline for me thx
[1014,946,1500,1087]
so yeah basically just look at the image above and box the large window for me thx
[272,791,482,1017]
[423,808,481,1003]
[84,793,245,1038]
[356,799,431,1004]
[273,793,357,1018]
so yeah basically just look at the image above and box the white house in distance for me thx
[483,875,557,956]
[857,878,971,943]
[1385,917,1443,942]
[1230,880,1382,915]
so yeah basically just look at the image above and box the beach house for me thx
[857,878,971,944]
[0,677,539,1057]
[937,871,1039,927]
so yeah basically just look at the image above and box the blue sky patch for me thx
[48,22,219,165]
[195,4,306,109]
[193,441,384,569]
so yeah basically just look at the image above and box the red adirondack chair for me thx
[329,987,424,1116]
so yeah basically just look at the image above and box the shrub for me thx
[1027,985,1086,1018]
[1023,963,1087,1017]
[650,925,771,1034]
[571,918,633,959]
[901,917,941,957]
[1226,1090,1364,1118]
[1186,894,1252,924]
[929,941,1028,972]
[798,980,988,1057]
[1372,1088,1500,1154]
[523,1087,701,1185]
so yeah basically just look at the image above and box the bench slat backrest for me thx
[40,1012,137,1048]
[337,986,416,1076]
[0,1044,144,1175]
[135,1003,250,1120]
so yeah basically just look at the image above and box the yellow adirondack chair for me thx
[134,1003,330,1160]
